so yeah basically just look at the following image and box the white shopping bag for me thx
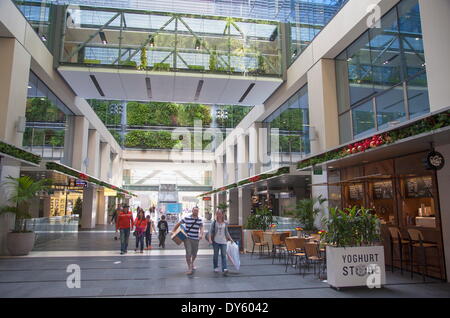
[226,241,240,271]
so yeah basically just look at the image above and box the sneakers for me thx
[120,252,124,255]
[214,268,220,273]
[223,269,229,276]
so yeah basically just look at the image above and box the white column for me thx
[214,160,224,188]
[96,189,107,225]
[238,187,252,226]
[237,133,249,181]
[225,144,236,184]
[71,116,89,172]
[249,122,263,176]
[99,142,111,181]
[419,0,450,112]
[311,169,329,230]
[81,185,98,229]
[87,129,100,178]
[307,59,340,154]
[0,38,30,146]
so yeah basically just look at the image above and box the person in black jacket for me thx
[157,215,169,249]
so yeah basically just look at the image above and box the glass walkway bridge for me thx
[15,0,348,105]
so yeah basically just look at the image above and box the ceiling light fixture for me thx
[194,80,204,101]
[99,31,107,45]
[145,77,152,99]
[239,83,255,103]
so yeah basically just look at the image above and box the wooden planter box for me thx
[326,245,386,289]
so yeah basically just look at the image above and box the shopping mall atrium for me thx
[0,0,449,299]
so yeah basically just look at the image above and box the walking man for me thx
[171,207,203,275]
[157,215,169,249]
[116,204,134,255]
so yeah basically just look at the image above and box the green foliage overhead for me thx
[321,206,381,248]
[23,128,65,148]
[285,195,326,231]
[0,176,52,232]
[124,130,179,149]
[215,105,252,128]
[88,100,122,125]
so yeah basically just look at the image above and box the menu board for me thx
[373,181,393,199]
[348,184,364,201]
[227,225,243,252]
[406,176,433,198]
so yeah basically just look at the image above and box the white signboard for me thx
[326,245,386,288]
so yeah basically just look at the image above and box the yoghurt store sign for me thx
[326,246,386,288]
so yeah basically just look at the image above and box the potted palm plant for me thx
[0,176,51,256]
[321,206,385,289]
[286,195,326,236]
[243,206,277,252]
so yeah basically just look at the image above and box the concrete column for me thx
[237,133,249,181]
[111,152,123,186]
[99,142,111,181]
[249,122,263,176]
[228,188,239,225]
[307,59,340,154]
[311,169,329,230]
[226,144,236,184]
[96,189,107,225]
[436,142,450,282]
[81,185,98,229]
[238,187,252,226]
[0,38,31,146]
[87,130,100,178]
[419,0,450,112]
[71,116,89,172]
[215,160,224,188]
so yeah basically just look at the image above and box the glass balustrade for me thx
[60,6,282,77]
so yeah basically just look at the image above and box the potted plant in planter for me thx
[321,206,385,289]
[286,195,326,236]
[0,176,51,256]
[243,206,277,252]
[73,197,83,228]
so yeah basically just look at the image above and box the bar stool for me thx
[388,227,410,274]
[407,228,442,281]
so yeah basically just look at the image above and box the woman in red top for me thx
[134,209,147,253]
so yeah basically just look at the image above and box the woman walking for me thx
[145,215,156,250]
[208,209,233,275]
[134,209,147,253]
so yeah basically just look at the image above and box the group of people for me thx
[111,204,169,255]
[112,204,234,276]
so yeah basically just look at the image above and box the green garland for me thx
[45,162,137,197]
[297,110,450,170]
[199,166,290,197]
[0,140,41,165]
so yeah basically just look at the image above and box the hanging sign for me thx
[425,151,445,170]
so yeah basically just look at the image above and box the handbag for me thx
[205,220,216,242]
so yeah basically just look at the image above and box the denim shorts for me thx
[184,238,200,258]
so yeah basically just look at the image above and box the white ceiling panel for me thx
[91,70,124,100]
[119,71,148,101]
[58,67,282,106]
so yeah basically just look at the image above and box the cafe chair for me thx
[284,238,304,273]
[251,230,270,258]
[388,227,410,274]
[304,242,326,279]
[271,233,284,264]
[407,228,443,281]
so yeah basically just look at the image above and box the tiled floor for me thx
[1,226,449,298]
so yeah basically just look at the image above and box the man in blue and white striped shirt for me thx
[172,207,204,275]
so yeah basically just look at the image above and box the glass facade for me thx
[24,72,73,160]
[336,0,429,142]
[263,84,310,170]
[288,0,348,65]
